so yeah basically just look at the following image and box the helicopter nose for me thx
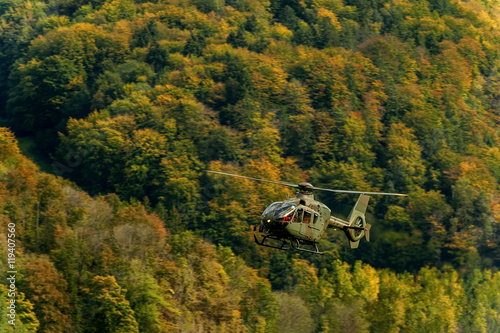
[261,210,274,221]
[262,214,275,224]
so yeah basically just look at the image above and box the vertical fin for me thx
[345,194,371,247]
[347,194,370,224]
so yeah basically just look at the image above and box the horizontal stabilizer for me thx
[365,224,371,242]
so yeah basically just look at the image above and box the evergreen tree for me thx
[227,28,248,49]
[183,33,207,57]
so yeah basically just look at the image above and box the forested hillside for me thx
[1,0,500,331]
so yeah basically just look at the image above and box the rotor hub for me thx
[298,182,314,193]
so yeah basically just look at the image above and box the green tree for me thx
[191,0,224,14]
[134,20,160,48]
[280,79,316,164]
[122,260,177,333]
[386,122,426,190]
[183,32,207,56]
[295,49,349,110]
[404,267,463,332]
[275,293,314,333]
[318,260,371,333]
[462,270,500,332]
[227,27,249,49]
[315,16,338,48]
[7,22,129,134]
[0,0,48,112]
[81,275,139,333]
[222,53,253,106]
[370,270,413,333]
[8,55,87,133]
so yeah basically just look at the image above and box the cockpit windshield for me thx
[262,202,298,222]
[262,202,282,217]
[274,203,296,220]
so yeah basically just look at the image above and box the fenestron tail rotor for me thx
[205,170,407,197]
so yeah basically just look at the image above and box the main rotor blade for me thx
[206,170,407,196]
[206,170,299,188]
[311,186,407,196]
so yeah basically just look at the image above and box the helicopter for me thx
[207,170,407,255]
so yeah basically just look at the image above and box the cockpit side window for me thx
[303,211,312,223]
[295,208,303,222]
[294,208,315,224]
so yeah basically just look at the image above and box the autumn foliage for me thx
[1,0,500,331]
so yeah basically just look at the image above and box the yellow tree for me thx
[0,285,39,333]
[370,270,413,333]
[80,275,139,333]
[318,260,370,333]
[386,122,426,190]
[404,267,463,333]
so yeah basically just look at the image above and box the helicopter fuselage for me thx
[260,192,333,243]
[257,191,368,253]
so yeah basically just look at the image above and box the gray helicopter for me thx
[207,170,406,255]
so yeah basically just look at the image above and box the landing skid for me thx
[254,234,289,251]
[290,238,324,255]
[254,234,324,255]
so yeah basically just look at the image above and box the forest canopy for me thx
[1,0,500,331]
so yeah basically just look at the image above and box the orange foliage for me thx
[22,256,72,333]
[445,158,497,195]
[113,205,169,240]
